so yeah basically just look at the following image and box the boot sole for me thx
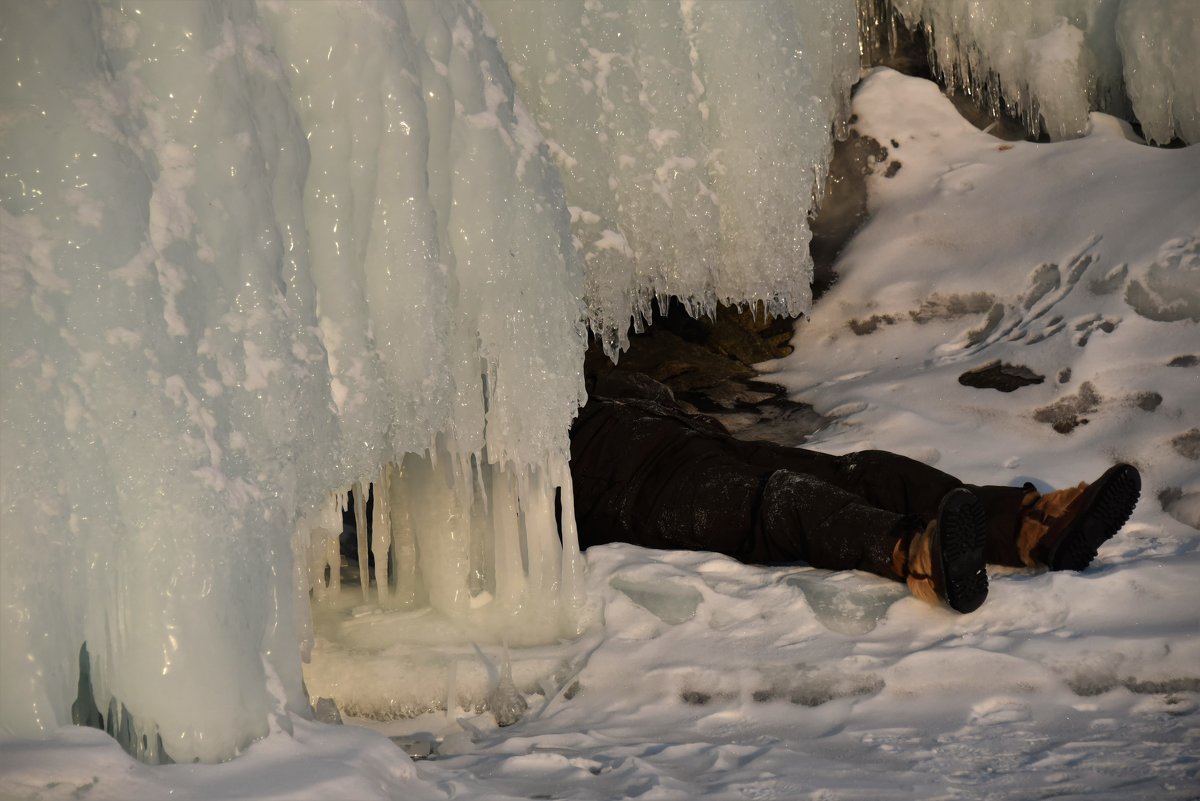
[937,489,989,614]
[1048,463,1141,572]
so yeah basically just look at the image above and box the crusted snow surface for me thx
[4,68,1198,801]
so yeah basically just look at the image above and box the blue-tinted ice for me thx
[610,577,704,625]
[784,570,909,635]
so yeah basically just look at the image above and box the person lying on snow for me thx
[569,377,1141,614]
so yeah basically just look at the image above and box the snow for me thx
[6,67,1197,800]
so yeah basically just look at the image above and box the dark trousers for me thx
[570,398,1029,583]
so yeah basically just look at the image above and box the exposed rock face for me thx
[1033,382,1102,434]
[958,361,1046,392]
[585,301,828,445]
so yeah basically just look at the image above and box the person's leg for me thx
[756,470,988,612]
[754,468,916,578]
[571,398,916,575]
[570,398,989,611]
[727,440,1030,566]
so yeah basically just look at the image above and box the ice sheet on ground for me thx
[783,568,910,635]
[609,575,704,625]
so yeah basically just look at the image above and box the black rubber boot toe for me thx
[935,489,989,614]
[1048,463,1141,572]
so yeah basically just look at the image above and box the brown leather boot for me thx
[1017,463,1141,571]
[897,489,988,613]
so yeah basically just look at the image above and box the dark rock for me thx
[585,300,826,445]
[710,398,830,447]
[592,368,675,405]
[809,131,887,298]
[1168,354,1198,367]
[1132,392,1163,412]
[958,361,1045,392]
[848,313,899,335]
[910,292,995,323]
[1171,429,1200,460]
[1034,382,1101,434]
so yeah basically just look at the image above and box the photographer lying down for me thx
[569,374,1141,614]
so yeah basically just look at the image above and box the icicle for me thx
[388,466,421,608]
[292,516,315,660]
[324,532,341,596]
[518,467,561,602]
[554,464,586,634]
[371,467,392,606]
[307,492,345,602]
[308,531,327,602]
[486,642,527,727]
[491,465,527,608]
[353,481,369,601]
[405,453,471,618]
[444,658,457,720]
[467,458,492,598]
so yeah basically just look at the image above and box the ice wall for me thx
[1,0,586,763]
[481,0,860,354]
[877,0,1199,144]
[1115,0,1200,145]
[1,0,865,764]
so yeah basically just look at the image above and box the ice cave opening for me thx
[2,0,1195,767]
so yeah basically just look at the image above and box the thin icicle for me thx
[353,481,369,601]
[554,463,586,634]
[491,466,527,608]
[388,466,421,608]
[371,467,392,605]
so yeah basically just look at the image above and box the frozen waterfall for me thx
[2,0,1195,767]
[481,0,859,353]
[0,0,856,763]
[0,0,589,764]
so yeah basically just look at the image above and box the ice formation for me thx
[8,0,1190,770]
[0,0,857,764]
[871,0,1199,143]
[481,0,860,353]
[1,0,586,764]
